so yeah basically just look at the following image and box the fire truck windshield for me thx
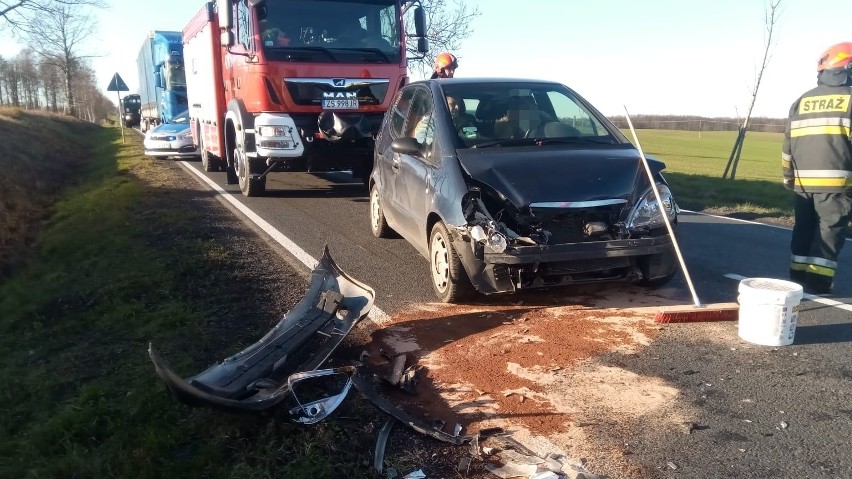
[164,62,187,91]
[260,0,402,63]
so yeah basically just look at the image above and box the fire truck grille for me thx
[284,79,389,107]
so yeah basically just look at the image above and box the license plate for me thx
[148,141,170,149]
[322,99,359,109]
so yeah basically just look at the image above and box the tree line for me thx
[608,114,786,133]
[0,51,113,122]
[1,0,112,122]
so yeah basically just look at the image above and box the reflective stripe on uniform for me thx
[790,125,851,138]
[793,169,852,188]
[791,254,839,270]
[789,117,851,138]
[789,262,836,277]
[794,178,852,188]
[806,264,836,277]
[790,117,851,129]
[791,255,838,278]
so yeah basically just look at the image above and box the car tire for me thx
[369,184,393,238]
[429,221,473,303]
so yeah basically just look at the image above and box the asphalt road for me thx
[179,161,851,478]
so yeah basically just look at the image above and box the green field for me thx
[625,129,792,219]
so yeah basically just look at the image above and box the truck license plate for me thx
[322,99,359,110]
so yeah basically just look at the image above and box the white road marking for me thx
[724,273,852,312]
[683,209,852,243]
[177,161,391,324]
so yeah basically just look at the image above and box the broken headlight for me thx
[469,224,508,253]
[626,184,676,230]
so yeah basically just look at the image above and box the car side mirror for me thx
[391,137,422,155]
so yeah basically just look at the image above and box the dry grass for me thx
[0,108,101,277]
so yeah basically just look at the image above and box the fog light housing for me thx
[487,232,507,253]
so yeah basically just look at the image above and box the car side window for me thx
[405,87,434,146]
[390,89,415,139]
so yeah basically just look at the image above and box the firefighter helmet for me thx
[817,42,852,72]
[434,52,458,70]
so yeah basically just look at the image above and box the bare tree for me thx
[723,0,782,180]
[0,57,21,107]
[19,4,96,117]
[1,0,105,32]
[16,49,40,109]
[39,59,61,111]
[0,55,5,105]
[404,0,481,77]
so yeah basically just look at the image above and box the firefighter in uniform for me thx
[430,52,458,79]
[782,42,852,294]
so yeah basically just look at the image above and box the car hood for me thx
[150,123,190,135]
[456,145,665,207]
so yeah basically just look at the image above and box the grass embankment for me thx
[630,129,792,220]
[0,112,379,478]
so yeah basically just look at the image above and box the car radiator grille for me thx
[544,257,632,275]
[534,205,623,244]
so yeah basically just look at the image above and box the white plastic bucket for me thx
[737,278,804,346]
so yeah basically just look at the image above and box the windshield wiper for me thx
[472,138,536,149]
[333,47,392,62]
[277,47,340,62]
[532,136,616,145]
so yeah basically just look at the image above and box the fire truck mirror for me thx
[218,0,233,31]
[413,7,426,37]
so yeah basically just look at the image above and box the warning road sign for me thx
[107,73,129,92]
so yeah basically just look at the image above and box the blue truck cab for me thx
[137,31,188,131]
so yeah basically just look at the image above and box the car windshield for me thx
[259,0,401,64]
[439,82,624,149]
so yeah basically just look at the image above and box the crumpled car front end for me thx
[450,148,679,294]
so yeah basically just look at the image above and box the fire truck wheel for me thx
[235,147,266,197]
[199,134,217,172]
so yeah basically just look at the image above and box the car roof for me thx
[416,77,566,87]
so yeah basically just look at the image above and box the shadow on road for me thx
[794,322,852,345]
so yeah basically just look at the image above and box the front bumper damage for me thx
[449,199,678,295]
[148,246,374,418]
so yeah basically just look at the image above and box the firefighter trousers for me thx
[789,191,852,292]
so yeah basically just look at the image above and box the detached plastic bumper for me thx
[148,246,375,413]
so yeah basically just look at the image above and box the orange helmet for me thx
[817,42,852,72]
[434,52,458,70]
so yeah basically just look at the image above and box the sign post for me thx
[107,73,130,143]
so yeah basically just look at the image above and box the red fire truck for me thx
[183,0,427,196]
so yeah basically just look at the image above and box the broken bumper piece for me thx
[148,246,374,415]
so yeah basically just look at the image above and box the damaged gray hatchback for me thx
[369,78,679,302]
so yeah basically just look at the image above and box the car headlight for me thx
[177,131,193,140]
[626,184,677,229]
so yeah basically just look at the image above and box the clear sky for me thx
[0,0,849,118]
